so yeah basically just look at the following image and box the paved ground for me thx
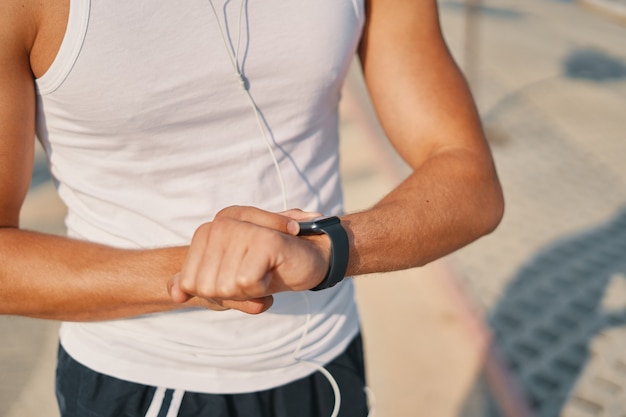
[2,1,626,416]
[439,0,626,416]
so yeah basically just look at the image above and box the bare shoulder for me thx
[30,0,69,78]
[0,1,40,227]
[0,0,69,78]
[0,1,37,60]
[0,1,36,98]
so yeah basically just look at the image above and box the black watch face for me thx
[298,216,340,235]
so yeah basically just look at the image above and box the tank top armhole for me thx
[36,0,90,96]
[351,0,364,22]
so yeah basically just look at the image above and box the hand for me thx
[168,206,329,314]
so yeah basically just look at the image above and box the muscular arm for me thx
[342,0,504,274]
[0,1,275,320]
[1,0,502,313]
[0,2,178,321]
[174,0,503,302]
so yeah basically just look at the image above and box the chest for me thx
[37,0,365,139]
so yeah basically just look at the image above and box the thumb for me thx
[168,273,192,303]
[279,209,323,236]
[279,208,322,221]
[221,296,274,315]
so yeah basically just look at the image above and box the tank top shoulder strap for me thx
[36,0,90,95]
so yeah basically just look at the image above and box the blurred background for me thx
[1,0,625,416]
[440,0,626,416]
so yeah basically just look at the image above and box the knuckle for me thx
[236,273,255,288]
[191,222,211,242]
[216,205,243,220]
[197,280,218,299]
[177,276,196,295]
[216,281,236,298]
[262,229,284,246]
[208,216,234,235]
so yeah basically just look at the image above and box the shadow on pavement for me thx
[487,206,626,417]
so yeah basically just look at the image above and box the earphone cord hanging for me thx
[292,293,376,417]
[292,293,342,417]
[207,0,288,211]
[206,3,376,416]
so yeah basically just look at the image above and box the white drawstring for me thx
[165,389,185,417]
[145,387,185,417]
[145,387,167,417]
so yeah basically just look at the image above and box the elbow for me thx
[477,177,505,237]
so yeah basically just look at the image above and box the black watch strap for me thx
[297,216,349,291]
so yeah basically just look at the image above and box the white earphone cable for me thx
[207,0,288,211]
[293,293,342,417]
[205,3,376,417]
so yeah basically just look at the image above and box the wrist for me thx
[297,216,349,291]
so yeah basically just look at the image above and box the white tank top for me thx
[35,0,364,393]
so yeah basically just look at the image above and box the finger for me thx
[179,223,222,300]
[213,228,252,299]
[191,234,224,299]
[232,241,274,299]
[219,223,278,299]
[221,296,274,315]
[168,273,192,303]
[183,295,230,311]
[279,209,323,221]
[279,209,323,235]
[178,222,211,298]
[216,206,298,234]
[181,291,272,314]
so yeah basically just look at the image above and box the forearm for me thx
[343,147,504,276]
[0,228,190,321]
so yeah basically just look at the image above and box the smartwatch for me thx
[297,216,349,291]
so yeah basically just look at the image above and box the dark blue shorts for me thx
[55,334,369,417]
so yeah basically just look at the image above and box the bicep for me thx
[358,0,489,168]
[0,3,37,227]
